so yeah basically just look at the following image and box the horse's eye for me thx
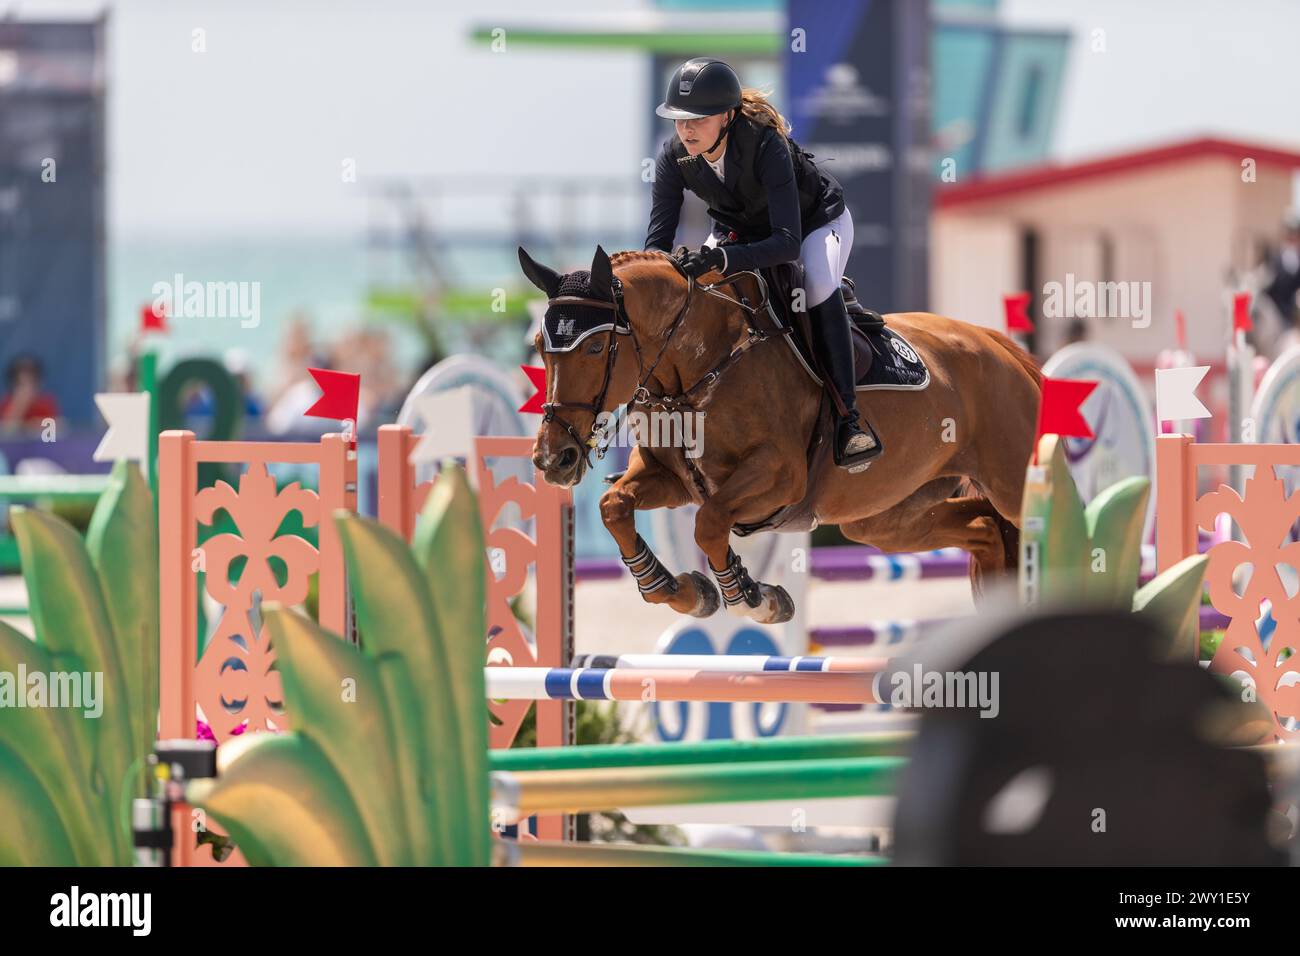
[587,341,603,355]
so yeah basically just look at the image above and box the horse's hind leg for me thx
[839,482,1012,586]
[600,449,720,617]
[957,479,1021,600]
[961,448,1030,597]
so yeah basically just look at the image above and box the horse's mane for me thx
[615,248,707,289]
[609,249,758,344]
[609,249,676,268]
[608,250,688,304]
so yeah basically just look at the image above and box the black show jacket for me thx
[644,114,845,274]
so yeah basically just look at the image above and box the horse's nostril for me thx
[557,446,579,470]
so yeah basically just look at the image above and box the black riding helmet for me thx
[656,58,743,155]
[656,57,742,119]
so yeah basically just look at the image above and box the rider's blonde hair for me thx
[738,88,791,139]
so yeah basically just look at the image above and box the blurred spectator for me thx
[0,355,60,433]
[330,327,401,427]
[267,326,399,434]
[270,312,316,408]
[1262,210,1300,325]
[266,314,336,436]
[222,348,264,418]
[181,347,265,422]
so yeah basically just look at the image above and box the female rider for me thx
[644,56,881,471]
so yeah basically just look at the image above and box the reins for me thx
[632,271,776,412]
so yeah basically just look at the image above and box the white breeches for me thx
[800,207,854,307]
[705,207,854,307]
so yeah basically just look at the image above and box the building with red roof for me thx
[932,136,1300,363]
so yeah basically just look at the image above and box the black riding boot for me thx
[809,289,882,472]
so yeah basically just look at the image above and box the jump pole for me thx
[485,666,886,704]
[568,653,885,673]
[503,841,885,868]
[490,729,913,772]
[491,755,905,822]
[810,605,1231,647]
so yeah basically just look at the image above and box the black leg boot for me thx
[809,289,883,472]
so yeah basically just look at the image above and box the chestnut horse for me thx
[521,246,1041,625]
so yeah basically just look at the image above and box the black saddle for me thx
[841,276,885,329]
[758,262,886,387]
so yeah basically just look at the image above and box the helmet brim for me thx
[655,102,713,120]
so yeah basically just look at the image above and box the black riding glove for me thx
[679,245,727,279]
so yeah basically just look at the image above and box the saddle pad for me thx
[854,324,929,391]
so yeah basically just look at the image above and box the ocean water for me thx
[108,233,644,394]
[110,236,422,393]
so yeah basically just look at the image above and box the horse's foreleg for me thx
[599,450,721,618]
[693,449,801,625]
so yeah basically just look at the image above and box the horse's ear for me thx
[518,246,561,298]
[589,245,614,300]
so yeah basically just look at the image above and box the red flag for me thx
[141,301,168,333]
[1174,309,1186,350]
[519,364,547,414]
[1232,292,1252,333]
[1003,292,1033,333]
[1036,377,1098,446]
[304,368,360,424]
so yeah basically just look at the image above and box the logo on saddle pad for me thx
[890,337,919,364]
[855,326,929,391]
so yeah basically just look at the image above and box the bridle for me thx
[538,274,692,466]
[540,258,781,469]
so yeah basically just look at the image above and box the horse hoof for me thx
[685,571,720,617]
[760,584,795,624]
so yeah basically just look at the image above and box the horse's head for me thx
[519,245,644,487]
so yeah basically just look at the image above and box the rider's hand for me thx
[680,245,726,279]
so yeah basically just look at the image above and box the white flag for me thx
[409,388,477,464]
[93,392,151,465]
[1154,366,1211,423]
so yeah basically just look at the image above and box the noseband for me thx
[541,263,777,469]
